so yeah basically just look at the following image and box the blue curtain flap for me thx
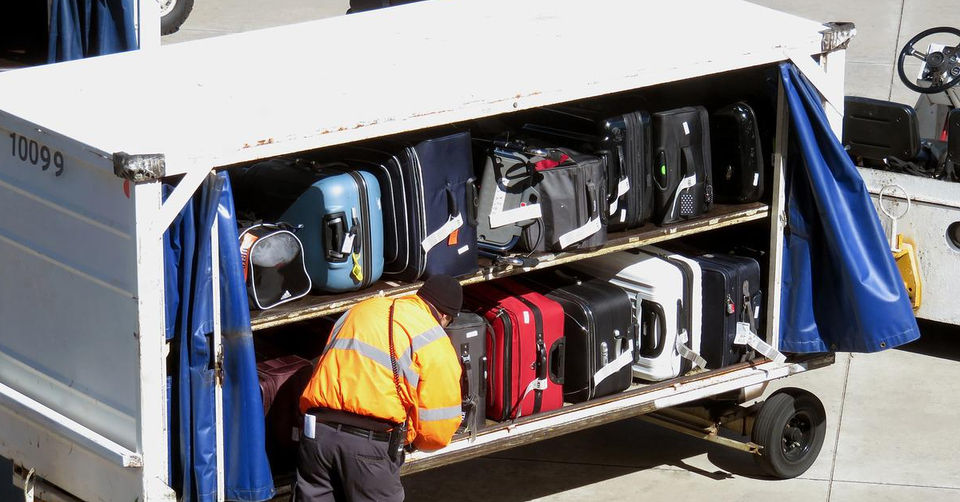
[164,175,274,501]
[778,63,920,353]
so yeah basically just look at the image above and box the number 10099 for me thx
[9,133,64,176]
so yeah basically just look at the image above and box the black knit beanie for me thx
[417,274,463,317]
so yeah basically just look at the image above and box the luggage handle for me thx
[681,146,696,178]
[465,178,479,227]
[548,337,565,385]
[322,212,350,263]
[639,299,668,358]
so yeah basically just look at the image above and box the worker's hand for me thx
[404,444,417,454]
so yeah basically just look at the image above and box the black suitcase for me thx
[710,102,764,203]
[517,149,608,253]
[689,252,762,369]
[443,312,488,437]
[652,106,714,225]
[521,109,653,231]
[598,111,654,230]
[521,271,635,403]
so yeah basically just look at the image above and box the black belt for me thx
[320,421,391,442]
[308,408,395,442]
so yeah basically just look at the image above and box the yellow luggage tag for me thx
[351,252,364,283]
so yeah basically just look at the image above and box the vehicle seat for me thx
[843,96,920,166]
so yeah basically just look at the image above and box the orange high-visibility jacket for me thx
[300,295,463,450]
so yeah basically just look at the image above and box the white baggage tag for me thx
[735,322,786,364]
[421,213,464,253]
[465,330,479,339]
[609,198,619,216]
[458,244,470,255]
[620,209,627,223]
[618,177,631,197]
[593,340,634,385]
[304,414,316,439]
[489,203,542,229]
[753,173,760,187]
[340,233,356,255]
[675,330,707,369]
[523,311,530,324]
[557,217,602,249]
[682,121,690,135]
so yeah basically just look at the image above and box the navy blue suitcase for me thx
[392,131,480,280]
[688,252,762,369]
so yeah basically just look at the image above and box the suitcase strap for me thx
[734,281,785,363]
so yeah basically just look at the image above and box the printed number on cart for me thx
[9,133,65,176]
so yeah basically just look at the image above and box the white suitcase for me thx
[569,249,704,381]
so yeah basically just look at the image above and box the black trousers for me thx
[293,422,405,502]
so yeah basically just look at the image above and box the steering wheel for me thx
[897,27,960,94]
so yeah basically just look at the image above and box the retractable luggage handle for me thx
[322,212,352,262]
[639,299,668,358]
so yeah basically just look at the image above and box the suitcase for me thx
[598,111,654,230]
[257,355,315,470]
[332,147,414,280]
[651,106,714,225]
[443,312,488,436]
[521,270,635,403]
[521,109,653,230]
[710,102,764,203]
[568,250,702,381]
[390,131,480,280]
[474,144,544,253]
[688,252,763,369]
[464,280,565,421]
[517,149,608,253]
[238,158,385,292]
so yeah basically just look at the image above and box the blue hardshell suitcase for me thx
[279,167,385,293]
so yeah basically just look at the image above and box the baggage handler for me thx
[295,275,464,501]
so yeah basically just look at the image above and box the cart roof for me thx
[0,0,825,177]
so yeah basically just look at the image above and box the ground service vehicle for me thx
[0,1,918,500]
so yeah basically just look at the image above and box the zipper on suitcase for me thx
[346,171,373,289]
[495,308,514,421]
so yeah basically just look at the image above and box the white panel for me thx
[0,120,139,450]
[858,168,960,325]
[0,0,824,175]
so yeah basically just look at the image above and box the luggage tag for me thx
[676,331,707,369]
[488,181,542,229]
[557,217,602,249]
[304,414,316,439]
[350,253,364,282]
[421,213,464,253]
[609,177,631,216]
[593,339,634,386]
[735,322,785,364]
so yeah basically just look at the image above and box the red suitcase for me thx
[464,279,565,421]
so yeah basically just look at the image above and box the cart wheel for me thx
[751,388,825,479]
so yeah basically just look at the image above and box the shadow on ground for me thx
[898,319,960,362]
[403,419,771,502]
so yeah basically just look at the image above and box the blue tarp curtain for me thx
[778,63,920,353]
[48,0,137,63]
[164,174,275,501]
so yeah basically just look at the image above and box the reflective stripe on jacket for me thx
[300,295,462,450]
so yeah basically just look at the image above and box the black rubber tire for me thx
[751,388,826,479]
[161,0,195,36]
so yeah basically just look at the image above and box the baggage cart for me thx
[0,1,870,500]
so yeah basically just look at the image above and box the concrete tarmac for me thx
[3,1,958,501]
